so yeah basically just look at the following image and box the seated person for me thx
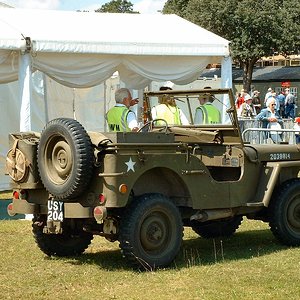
[194,92,221,124]
[151,87,189,125]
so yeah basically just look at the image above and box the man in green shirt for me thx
[194,92,221,125]
[106,88,139,132]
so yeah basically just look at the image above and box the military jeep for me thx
[5,88,300,270]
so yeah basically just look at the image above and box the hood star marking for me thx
[125,157,136,172]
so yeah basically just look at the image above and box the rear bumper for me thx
[7,199,94,218]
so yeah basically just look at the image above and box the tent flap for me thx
[31,52,218,89]
[0,50,18,83]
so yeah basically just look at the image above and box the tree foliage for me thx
[162,0,300,91]
[163,0,188,15]
[95,0,139,13]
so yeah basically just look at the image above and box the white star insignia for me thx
[125,157,136,172]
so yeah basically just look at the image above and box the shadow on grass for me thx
[174,228,287,268]
[59,227,288,271]
[48,249,128,271]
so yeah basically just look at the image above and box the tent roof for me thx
[0,8,230,88]
[0,8,229,56]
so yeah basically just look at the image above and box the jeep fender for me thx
[259,161,300,207]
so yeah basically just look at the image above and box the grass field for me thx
[0,190,11,200]
[1,218,299,300]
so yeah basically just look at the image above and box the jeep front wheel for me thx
[119,194,183,270]
[269,179,300,246]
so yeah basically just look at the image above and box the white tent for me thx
[0,8,232,190]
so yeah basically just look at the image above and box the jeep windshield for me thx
[142,88,242,145]
[143,88,237,127]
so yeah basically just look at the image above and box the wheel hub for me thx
[140,215,168,252]
[288,198,300,229]
[50,140,72,180]
[57,149,68,169]
[148,223,163,241]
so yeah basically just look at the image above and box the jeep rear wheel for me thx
[119,194,183,270]
[269,179,300,246]
[37,118,94,200]
[32,216,93,256]
[191,216,243,239]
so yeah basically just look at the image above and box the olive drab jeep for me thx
[5,88,300,270]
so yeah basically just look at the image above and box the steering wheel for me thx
[137,119,169,133]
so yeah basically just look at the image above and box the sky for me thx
[1,0,167,14]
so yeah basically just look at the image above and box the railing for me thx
[239,118,298,144]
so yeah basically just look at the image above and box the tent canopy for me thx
[0,8,230,89]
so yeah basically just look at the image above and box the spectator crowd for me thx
[235,86,297,143]
[235,86,296,119]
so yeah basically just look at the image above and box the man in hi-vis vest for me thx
[194,92,221,125]
[151,87,189,125]
[106,88,139,132]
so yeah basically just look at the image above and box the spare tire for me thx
[37,118,94,200]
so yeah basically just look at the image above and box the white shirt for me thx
[293,123,300,135]
[268,110,281,134]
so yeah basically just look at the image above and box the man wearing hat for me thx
[151,86,189,125]
[194,92,221,124]
[252,90,262,114]
[264,87,273,105]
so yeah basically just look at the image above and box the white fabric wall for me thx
[0,72,121,191]
[0,80,19,190]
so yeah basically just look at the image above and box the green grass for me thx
[0,190,11,200]
[0,219,299,300]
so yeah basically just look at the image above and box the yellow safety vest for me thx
[196,104,221,124]
[106,106,131,132]
[153,104,181,125]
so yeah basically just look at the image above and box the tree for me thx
[95,0,139,13]
[162,0,188,14]
[163,0,300,92]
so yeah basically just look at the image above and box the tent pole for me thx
[221,56,232,89]
[221,56,233,124]
[19,52,32,132]
[103,81,107,131]
[19,52,33,221]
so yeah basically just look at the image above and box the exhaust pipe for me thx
[190,208,234,222]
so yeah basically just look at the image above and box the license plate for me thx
[47,200,64,222]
